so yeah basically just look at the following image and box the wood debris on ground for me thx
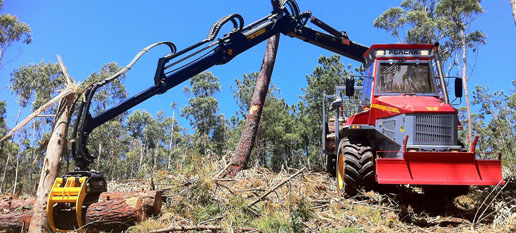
[1,152,514,232]
[128,154,516,233]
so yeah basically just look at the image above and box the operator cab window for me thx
[376,62,436,95]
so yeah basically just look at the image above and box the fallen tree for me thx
[0,190,162,233]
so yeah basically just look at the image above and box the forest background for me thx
[0,0,515,195]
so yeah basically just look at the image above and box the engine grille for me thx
[414,114,455,145]
[383,119,396,139]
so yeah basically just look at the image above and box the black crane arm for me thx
[71,0,369,171]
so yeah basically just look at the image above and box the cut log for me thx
[325,115,345,153]
[0,197,35,211]
[0,190,162,233]
[99,191,162,218]
[327,116,345,134]
[0,210,32,233]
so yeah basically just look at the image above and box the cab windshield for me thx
[376,62,436,94]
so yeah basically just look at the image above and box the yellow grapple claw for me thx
[47,176,88,232]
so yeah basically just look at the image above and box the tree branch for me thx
[150,225,259,233]
[247,167,305,207]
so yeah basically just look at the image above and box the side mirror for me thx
[345,76,355,97]
[454,78,463,98]
[330,96,342,111]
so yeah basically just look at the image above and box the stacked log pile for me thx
[325,115,345,153]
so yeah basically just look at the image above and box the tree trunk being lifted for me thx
[0,190,162,233]
[28,94,75,233]
[227,33,280,177]
[25,55,78,233]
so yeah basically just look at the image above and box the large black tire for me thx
[336,138,375,196]
[327,154,336,177]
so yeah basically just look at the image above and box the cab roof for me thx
[363,44,436,65]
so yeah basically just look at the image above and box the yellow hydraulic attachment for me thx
[46,171,106,232]
[47,176,88,232]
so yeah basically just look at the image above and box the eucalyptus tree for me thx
[0,101,6,138]
[10,62,64,111]
[0,0,31,67]
[145,110,166,171]
[374,0,486,147]
[6,62,64,192]
[471,85,516,173]
[126,110,153,176]
[181,72,224,155]
[81,63,128,178]
[437,0,486,147]
[0,100,10,192]
[9,62,64,152]
[162,112,187,170]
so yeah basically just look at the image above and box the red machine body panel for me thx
[376,152,504,185]
[373,96,457,114]
[343,43,504,187]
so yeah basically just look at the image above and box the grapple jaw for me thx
[376,151,504,186]
[47,171,107,232]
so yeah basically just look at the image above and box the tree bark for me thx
[227,34,280,177]
[461,30,473,148]
[28,94,75,233]
[512,0,516,26]
[0,191,162,233]
[99,190,162,219]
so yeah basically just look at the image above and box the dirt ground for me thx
[2,156,513,232]
[122,157,515,233]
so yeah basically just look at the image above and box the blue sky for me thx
[1,0,515,132]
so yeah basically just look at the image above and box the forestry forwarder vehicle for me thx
[322,44,504,196]
[45,0,503,231]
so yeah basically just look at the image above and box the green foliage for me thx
[250,211,291,233]
[0,0,31,66]
[230,56,356,172]
[81,63,127,114]
[182,72,221,136]
[194,202,222,222]
[0,100,6,136]
[299,55,354,170]
[232,72,304,171]
[290,198,314,232]
[6,62,66,193]
[82,63,130,178]
[10,62,64,109]
[182,72,227,155]
[325,228,363,233]
[374,0,485,69]
[461,83,516,174]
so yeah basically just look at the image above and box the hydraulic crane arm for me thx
[49,1,369,231]
[285,15,367,63]
[72,0,368,171]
